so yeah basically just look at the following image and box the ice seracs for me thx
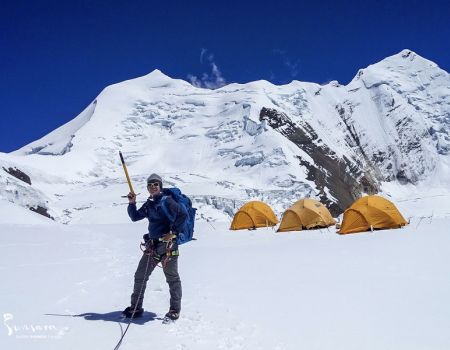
[1,49,449,222]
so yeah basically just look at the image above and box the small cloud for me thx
[188,49,227,89]
[273,49,300,78]
[200,48,207,64]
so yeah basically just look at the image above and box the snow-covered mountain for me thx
[1,49,449,223]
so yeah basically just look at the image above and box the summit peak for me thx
[145,69,171,78]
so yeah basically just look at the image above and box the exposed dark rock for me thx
[260,107,379,215]
[3,167,32,185]
[336,102,371,165]
[395,169,409,184]
[28,206,54,220]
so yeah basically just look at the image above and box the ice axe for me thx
[119,151,137,198]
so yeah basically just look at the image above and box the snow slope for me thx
[1,193,450,350]
[1,49,449,222]
[1,50,450,348]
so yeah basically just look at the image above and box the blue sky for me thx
[1,0,449,152]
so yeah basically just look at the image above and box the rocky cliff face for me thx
[1,50,449,222]
[259,107,379,215]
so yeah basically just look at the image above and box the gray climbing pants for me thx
[130,242,182,312]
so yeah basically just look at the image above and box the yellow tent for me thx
[230,201,279,230]
[339,195,407,234]
[278,198,336,232]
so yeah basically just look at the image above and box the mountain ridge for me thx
[2,49,449,222]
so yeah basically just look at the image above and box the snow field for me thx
[1,210,450,349]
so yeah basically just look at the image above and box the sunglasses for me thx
[147,182,160,188]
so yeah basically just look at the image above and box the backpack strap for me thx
[160,196,174,222]
[141,200,150,217]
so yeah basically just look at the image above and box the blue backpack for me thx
[160,187,197,245]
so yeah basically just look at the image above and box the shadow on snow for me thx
[45,311,158,325]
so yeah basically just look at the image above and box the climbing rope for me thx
[112,244,154,350]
